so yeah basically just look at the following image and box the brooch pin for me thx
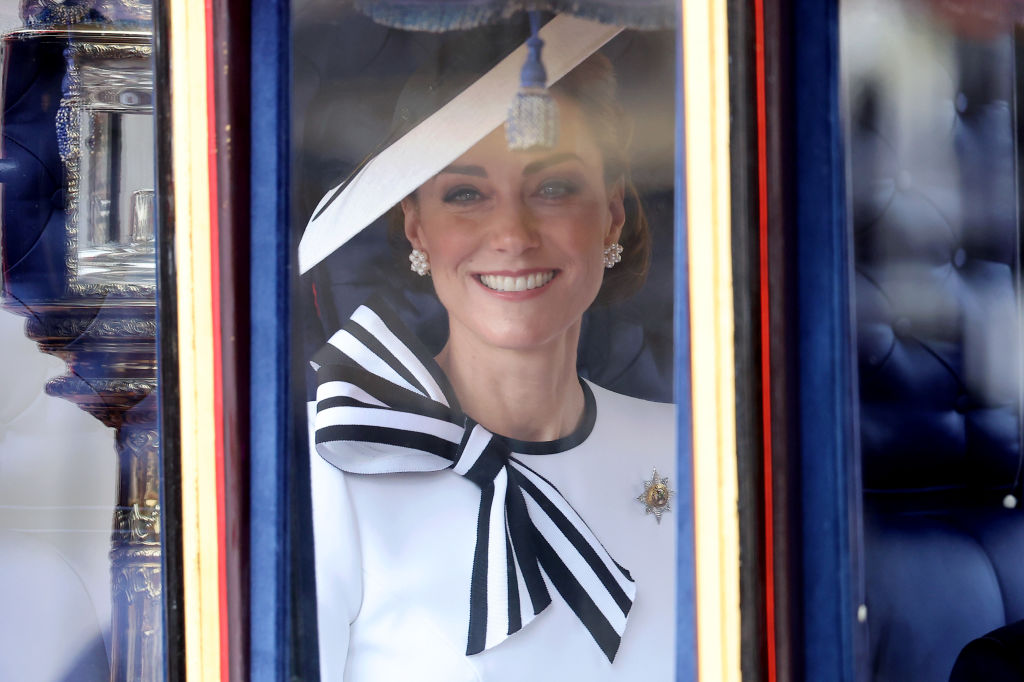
[637,468,674,524]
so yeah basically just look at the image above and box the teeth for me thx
[479,271,555,292]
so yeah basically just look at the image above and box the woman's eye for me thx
[536,179,577,199]
[443,186,483,203]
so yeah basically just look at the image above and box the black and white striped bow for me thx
[311,297,635,662]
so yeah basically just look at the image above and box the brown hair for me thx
[389,52,651,305]
[552,53,650,304]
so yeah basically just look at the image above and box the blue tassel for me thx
[506,11,558,151]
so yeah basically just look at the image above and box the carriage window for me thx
[291,4,678,678]
[0,3,166,680]
[841,2,1024,678]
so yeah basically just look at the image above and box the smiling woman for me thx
[295,11,676,681]
[402,99,627,440]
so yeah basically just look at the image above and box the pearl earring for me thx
[603,242,623,269]
[409,249,430,276]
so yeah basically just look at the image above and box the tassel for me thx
[506,11,558,150]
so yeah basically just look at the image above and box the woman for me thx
[303,17,675,681]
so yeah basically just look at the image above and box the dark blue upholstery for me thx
[850,30,1024,682]
[0,35,69,305]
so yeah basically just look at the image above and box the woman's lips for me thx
[476,270,557,293]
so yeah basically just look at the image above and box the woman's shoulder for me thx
[572,380,675,473]
[585,380,675,427]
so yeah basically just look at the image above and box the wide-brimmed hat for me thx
[297,13,622,274]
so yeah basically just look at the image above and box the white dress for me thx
[310,381,676,681]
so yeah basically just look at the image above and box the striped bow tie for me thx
[311,297,636,662]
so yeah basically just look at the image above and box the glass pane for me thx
[841,1,1024,679]
[291,5,677,680]
[0,3,165,680]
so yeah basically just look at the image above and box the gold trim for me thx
[681,0,741,680]
[169,0,222,679]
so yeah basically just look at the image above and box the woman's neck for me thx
[436,323,585,443]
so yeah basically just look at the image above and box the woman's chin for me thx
[451,313,581,355]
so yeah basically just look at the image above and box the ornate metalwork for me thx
[69,281,158,298]
[25,315,157,341]
[22,0,153,27]
[110,422,161,680]
[22,0,94,26]
[109,547,162,681]
[114,503,161,544]
[46,376,157,396]
[56,33,155,299]
[112,555,162,603]
[1,25,162,682]
[43,377,156,428]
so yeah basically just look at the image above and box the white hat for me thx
[298,14,621,274]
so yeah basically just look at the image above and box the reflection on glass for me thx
[129,189,156,244]
[842,1,1024,679]
[60,34,155,289]
[80,114,156,277]
[0,14,163,682]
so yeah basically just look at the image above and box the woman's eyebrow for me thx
[439,164,487,177]
[523,153,582,176]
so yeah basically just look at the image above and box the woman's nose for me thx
[488,199,540,253]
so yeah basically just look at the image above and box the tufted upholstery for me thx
[846,7,1024,680]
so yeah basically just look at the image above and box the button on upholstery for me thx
[953,248,967,268]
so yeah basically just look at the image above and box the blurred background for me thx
[842,0,1024,679]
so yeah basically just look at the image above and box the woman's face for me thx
[402,97,625,353]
